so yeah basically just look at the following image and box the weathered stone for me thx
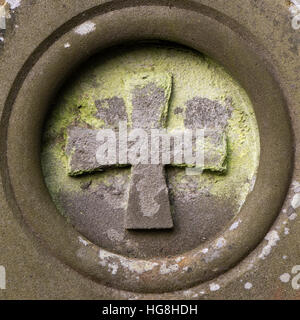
[0,0,299,300]
[95,96,127,127]
[66,127,227,173]
[203,130,227,171]
[66,127,103,176]
[125,72,173,229]
[65,72,228,229]
[125,72,172,129]
[125,164,173,229]
[184,97,232,129]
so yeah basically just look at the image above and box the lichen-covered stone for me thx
[184,97,232,129]
[95,96,127,128]
[42,44,259,256]
[124,72,172,129]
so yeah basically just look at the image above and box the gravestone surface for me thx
[0,0,300,300]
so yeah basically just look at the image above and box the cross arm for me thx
[169,129,227,172]
[65,126,124,176]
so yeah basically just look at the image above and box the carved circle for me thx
[41,43,260,259]
[1,2,293,293]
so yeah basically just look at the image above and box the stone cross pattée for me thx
[65,72,227,230]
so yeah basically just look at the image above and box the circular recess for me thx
[2,2,293,293]
[42,43,259,259]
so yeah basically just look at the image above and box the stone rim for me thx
[1,1,293,293]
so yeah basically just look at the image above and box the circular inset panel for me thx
[2,2,293,294]
[42,43,259,259]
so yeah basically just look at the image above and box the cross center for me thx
[65,72,227,230]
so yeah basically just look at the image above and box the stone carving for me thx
[65,72,227,229]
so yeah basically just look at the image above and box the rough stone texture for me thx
[95,96,127,128]
[66,127,227,173]
[65,72,228,230]
[125,72,172,130]
[124,72,174,228]
[66,127,103,175]
[184,97,232,129]
[0,0,299,299]
[59,170,235,258]
[125,164,173,229]
[203,130,227,171]
[134,72,171,228]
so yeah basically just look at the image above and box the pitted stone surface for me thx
[65,72,228,229]
[95,96,127,128]
[66,127,102,176]
[66,127,227,174]
[125,72,172,129]
[184,97,232,129]
[125,164,173,229]
[125,72,173,229]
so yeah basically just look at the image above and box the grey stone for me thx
[125,164,173,229]
[0,0,298,299]
[65,72,228,229]
[124,72,173,229]
[95,96,127,128]
[184,97,232,129]
[66,127,107,176]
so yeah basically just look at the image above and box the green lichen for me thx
[41,44,260,218]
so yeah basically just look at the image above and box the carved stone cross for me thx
[66,72,227,230]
